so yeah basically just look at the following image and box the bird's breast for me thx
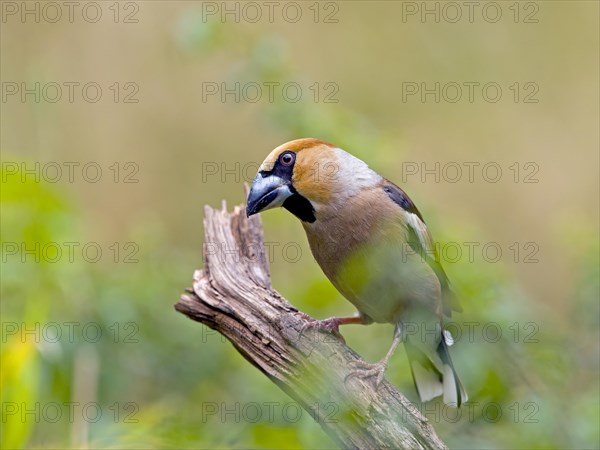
[302,203,441,323]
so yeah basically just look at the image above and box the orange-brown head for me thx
[246,138,381,222]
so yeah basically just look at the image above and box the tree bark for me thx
[175,200,448,450]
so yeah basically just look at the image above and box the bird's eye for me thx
[280,152,295,166]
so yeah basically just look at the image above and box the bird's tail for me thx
[405,333,468,407]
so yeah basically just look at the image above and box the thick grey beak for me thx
[246,173,293,217]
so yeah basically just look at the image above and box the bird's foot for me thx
[299,316,346,344]
[345,359,389,388]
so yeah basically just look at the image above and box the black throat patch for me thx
[282,188,316,223]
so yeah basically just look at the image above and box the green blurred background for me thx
[1,1,598,448]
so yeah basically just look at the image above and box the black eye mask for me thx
[259,152,316,223]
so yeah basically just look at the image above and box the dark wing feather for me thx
[382,180,462,316]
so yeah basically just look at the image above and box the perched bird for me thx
[246,138,467,407]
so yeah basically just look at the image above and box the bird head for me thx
[246,138,380,222]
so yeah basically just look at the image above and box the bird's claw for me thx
[344,360,388,388]
[299,317,346,344]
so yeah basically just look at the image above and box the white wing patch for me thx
[405,212,435,255]
[443,329,455,346]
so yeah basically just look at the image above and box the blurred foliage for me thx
[2,2,599,449]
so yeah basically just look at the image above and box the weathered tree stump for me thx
[175,200,448,450]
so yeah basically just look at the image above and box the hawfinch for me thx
[246,138,467,407]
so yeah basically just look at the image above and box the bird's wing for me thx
[382,181,462,316]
